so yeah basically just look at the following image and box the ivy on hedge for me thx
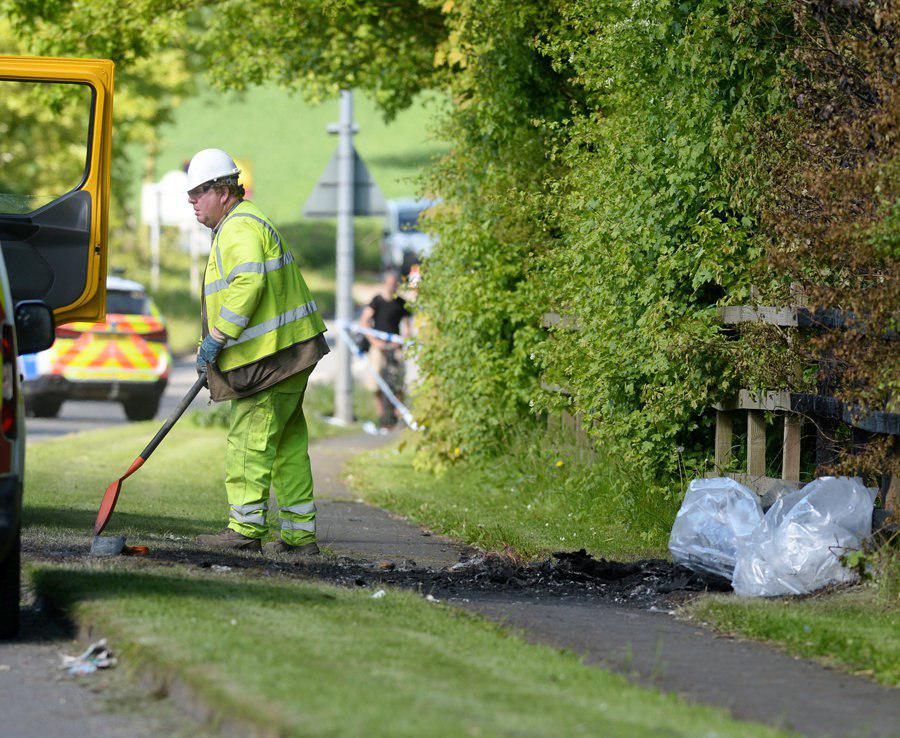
[416,0,798,492]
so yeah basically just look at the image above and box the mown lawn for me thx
[148,84,445,223]
[22,425,793,737]
[22,382,369,545]
[29,563,794,738]
[685,587,900,687]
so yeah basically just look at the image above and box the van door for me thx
[0,56,114,324]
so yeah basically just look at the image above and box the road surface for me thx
[25,358,213,443]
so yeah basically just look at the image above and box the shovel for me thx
[93,370,208,536]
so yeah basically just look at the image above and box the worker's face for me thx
[384,273,399,294]
[188,183,230,228]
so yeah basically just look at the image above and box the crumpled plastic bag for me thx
[668,477,764,579]
[732,477,876,597]
[60,638,117,676]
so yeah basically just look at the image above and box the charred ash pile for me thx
[324,549,732,608]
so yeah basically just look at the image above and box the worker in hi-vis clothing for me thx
[187,149,329,556]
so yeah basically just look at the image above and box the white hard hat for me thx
[186,148,241,191]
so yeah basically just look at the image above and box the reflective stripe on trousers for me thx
[229,502,267,526]
[280,519,316,533]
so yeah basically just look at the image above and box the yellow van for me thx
[0,56,114,637]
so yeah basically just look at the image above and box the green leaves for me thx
[407,0,801,493]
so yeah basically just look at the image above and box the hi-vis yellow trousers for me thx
[224,367,316,545]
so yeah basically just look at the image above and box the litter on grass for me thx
[668,477,763,579]
[371,589,387,599]
[732,477,876,597]
[60,639,117,676]
[669,476,877,597]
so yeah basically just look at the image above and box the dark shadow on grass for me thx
[24,505,220,538]
[32,567,338,611]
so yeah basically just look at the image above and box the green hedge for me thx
[414,0,797,492]
[11,0,893,489]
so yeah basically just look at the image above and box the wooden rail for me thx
[714,306,898,514]
[541,308,898,515]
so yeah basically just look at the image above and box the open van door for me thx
[0,56,114,324]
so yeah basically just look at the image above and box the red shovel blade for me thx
[93,457,145,535]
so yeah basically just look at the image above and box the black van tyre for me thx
[123,394,161,421]
[30,397,62,418]
[0,529,21,640]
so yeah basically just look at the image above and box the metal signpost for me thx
[303,90,386,424]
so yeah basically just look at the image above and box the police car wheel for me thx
[30,397,62,418]
[0,529,21,640]
[122,395,160,422]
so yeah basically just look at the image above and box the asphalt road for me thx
[25,358,212,443]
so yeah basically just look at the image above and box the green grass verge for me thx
[684,588,900,687]
[345,430,676,561]
[24,422,788,736]
[29,563,792,738]
[23,382,369,545]
[148,85,445,223]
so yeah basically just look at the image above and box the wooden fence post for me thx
[782,415,802,483]
[715,411,733,473]
[748,410,767,477]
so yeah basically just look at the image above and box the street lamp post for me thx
[334,90,355,424]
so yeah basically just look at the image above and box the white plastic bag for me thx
[732,477,876,597]
[668,477,764,579]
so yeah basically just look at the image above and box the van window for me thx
[106,290,151,316]
[0,80,93,215]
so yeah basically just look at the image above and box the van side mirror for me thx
[14,301,55,355]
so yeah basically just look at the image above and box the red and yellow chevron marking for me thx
[51,328,170,383]
[68,313,165,336]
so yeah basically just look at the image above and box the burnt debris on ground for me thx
[28,541,730,610]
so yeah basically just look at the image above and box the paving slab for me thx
[310,432,474,569]
[0,595,204,738]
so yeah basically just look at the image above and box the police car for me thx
[21,276,172,420]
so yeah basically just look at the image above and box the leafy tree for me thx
[4,0,894,493]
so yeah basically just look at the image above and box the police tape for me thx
[337,324,419,431]
[336,321,409,347]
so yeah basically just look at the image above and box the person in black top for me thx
[358,269,412,428]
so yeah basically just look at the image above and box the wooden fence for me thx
[713,305,898,516]
[541,308,898,517]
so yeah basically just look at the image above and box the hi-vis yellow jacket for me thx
[204,201,326,372]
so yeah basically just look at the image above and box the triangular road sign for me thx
[302,145,387,217]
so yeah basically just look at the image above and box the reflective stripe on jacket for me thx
[204,201,326,371]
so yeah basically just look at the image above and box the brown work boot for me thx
[196,529,262,551]
[263,539,320,558]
